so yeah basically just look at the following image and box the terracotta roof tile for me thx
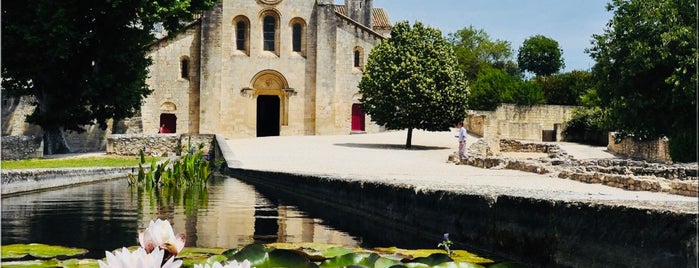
[334,5,392,30]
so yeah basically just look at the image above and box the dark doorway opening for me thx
[257,95,280,137]
[351,103,365,132]
[159,113,177,133]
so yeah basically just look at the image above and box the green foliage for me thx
[3,243,526,268]
[128,139,212,188]
[533,70,594,105]
[1,244,87,260]
[359,21,468,148]
[1,0,217,154]
[563,107,610,145]
[469,68,544,110]
[469,68,512,110]
[587,0,697,162]
[517,35,565,77]
[668,127,697,163]
[448,26,520,80]
[500,80,546,107]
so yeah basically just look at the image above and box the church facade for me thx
[142,0,392,138]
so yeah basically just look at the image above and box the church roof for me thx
[333,6,392,30]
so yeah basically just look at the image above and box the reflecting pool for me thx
[1,175,360,258]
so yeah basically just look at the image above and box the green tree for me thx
[534,70,594,105]
[517,35,565,76]
[359,21,468,148]
[448,26,520,80]
[469,67,513,110]
[2,0,217,154]
[587,0,697,162]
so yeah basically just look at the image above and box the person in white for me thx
[456,121,467,159]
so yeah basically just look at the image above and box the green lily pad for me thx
[227,244,312,268]
[178,247,227,259]
[374,247,493,264]
[0,259,61,268]
[411,253,453,266]
[1,244,88,260]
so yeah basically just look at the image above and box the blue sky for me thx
[373,0,613,72]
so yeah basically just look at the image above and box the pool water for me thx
[1,175,361,258]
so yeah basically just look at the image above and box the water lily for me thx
[194,260,251,268]
[98,247,182,268]
[139,219,186,258]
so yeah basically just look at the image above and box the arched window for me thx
[353,46,364,69]
[263,15,276,52]
[292,23,302,52]
[236,21,247,51]
[289,18,307,56]
[180,57,189,79]
[233,16,250,55]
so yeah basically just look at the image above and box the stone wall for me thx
[466,104,576,141]
[456,138,698,197]
[1,135,43,160]
[607,133,672,163]
[228,168,698,267]
[106,134,215,157]
[1,167,135,196]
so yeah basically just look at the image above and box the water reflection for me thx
[1,175,359,258]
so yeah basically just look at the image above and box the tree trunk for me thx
[405,128,413,149]
[43,127,72,155]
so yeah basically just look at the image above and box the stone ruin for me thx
[449,138,698,197]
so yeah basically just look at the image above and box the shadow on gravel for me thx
[334,143,449,151]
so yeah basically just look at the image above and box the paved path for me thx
[224,130,697,213]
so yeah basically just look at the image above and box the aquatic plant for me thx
[128,138,212,188]
[97,247,182,268]
[438,233,454,256]
[139,219,186,258]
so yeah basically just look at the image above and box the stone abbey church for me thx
[144,0,392,138]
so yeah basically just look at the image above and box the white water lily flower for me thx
[193,260,251,268]
[98,247,182,268]
[139,219,186,257]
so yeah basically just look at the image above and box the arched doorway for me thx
[351,103,365,132]
[250,70,290,137]
[257,95,280,137]
[159,113,177,133]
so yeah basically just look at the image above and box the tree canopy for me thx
[1,0,217,154]
[587,0,697,162]
[448,26,519,80]
[517,35,565,77]
[359,21,468,148]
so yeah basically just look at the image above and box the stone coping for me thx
[1,166,136,196]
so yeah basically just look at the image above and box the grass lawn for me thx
[1,156,148,170]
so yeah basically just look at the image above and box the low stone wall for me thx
[106,134,215,157]
[607,133,672,163]
[1,167,135,196]
[227,168,698,267]
[1,135,43,160]
[455,139,698,197]
[467,104,576,142]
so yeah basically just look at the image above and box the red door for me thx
[351,104,365,132]
[159,113,177,133]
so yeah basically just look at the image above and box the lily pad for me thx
[227,244,312,268]
[1,244,88,260]
[0,259,61,268]
[374,247,493,264]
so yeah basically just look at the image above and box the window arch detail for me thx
[233,15,250,55]
[289,18,307,56]
[259,10,280,55]
[180,56,190,79]
[353,46,364,70]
